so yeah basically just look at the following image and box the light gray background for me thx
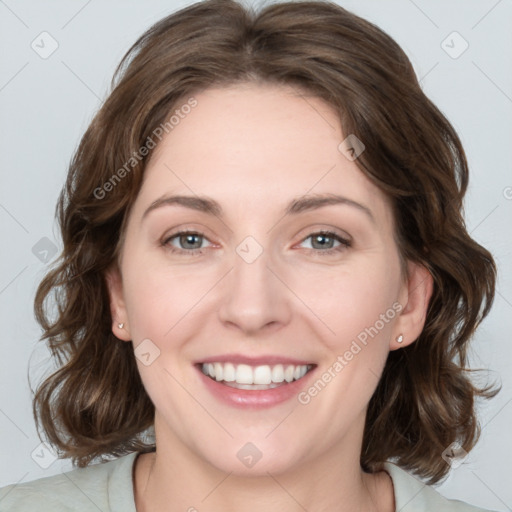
[0,0,511,509]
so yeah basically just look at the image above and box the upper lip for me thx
[196,354,315,366]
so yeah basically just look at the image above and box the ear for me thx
[104,264,131,342]
[390,261,433,351]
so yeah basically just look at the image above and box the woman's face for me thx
[108,82,425,475]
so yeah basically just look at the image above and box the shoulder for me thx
[0,451,139,512]
[383,462,499,512]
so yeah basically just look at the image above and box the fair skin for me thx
[106,82,433,512]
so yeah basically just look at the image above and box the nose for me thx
[217,241,292,336]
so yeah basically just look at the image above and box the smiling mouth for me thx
[198,362,316,390]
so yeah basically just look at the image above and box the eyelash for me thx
[161,229,351,257]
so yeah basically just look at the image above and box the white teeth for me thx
[271,364,285,383]
[223,382,282,390]
[200,362,312,385]
[254,365,272,385]
[223,362,236,382]
[236,364,253,384]
[214,362,223,382]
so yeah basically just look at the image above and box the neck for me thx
[134,426,395,512]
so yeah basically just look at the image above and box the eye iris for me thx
[180,233,202,249]
[312,234,334,249]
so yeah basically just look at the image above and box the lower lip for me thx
[195,365,316,409]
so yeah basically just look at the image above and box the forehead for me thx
[133,83,391,224]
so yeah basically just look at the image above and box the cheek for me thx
[121,251,214,341]
[123,273,167,339]
[293,261,401,426]
[290,255,401,354]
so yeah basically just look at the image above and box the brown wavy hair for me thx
[32,0,500,484]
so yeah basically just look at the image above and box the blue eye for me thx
[161,230,351,257]
[162,231,210,255]
[299,231,351,256]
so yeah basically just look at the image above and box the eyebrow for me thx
[142,193,375,223]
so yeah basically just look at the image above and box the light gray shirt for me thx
[0,452,498,511]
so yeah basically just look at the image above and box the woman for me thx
[0,0,501,510]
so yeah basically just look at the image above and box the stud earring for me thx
[118,323,124,329]
[396,334,403,343]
